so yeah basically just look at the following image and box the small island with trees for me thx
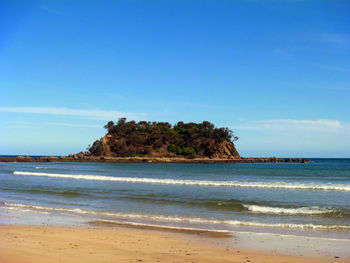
[0,118,309,163]
[89,118,240,159]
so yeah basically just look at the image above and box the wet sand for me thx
[0,225,347,263]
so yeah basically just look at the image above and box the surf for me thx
[13,171,350,191]
[243,205,338,215]
[3,202,350,230]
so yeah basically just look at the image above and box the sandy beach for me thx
[0,225,348,263]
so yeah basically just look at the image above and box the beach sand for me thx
[0,225,348,263]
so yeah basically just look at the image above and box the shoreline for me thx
[1,205,350,261]
[2,158,348,262]
[0,224,348,263]
[0,155,309,163]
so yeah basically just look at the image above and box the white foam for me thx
[3,202,350,230]
[13,171,350,191]
[243,205,335,215]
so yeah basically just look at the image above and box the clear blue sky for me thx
[1,0,349,157]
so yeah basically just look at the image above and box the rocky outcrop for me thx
[100,135,113,156]
[210,140,240,159]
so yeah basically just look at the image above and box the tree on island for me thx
[89,118,239,159]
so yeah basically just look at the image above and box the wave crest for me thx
[2,202,350,230]
[243,205,337,215]
[13,171,350,191]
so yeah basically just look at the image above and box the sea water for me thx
[1,159,350,250]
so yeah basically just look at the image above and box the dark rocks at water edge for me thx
[0,155,309,163]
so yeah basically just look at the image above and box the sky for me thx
[0,0,349,157]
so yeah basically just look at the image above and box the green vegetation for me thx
[89,118,238,158]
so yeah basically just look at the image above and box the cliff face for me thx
[210,140,240,159]
[99,135,112,156]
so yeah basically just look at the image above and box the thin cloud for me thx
[273,48,290,59]
[236,119,349,134]
[0,107,145,121]
[39,5,88,21]
[40,6,66,17]
[5,121,103,129]
[7,125,39,130]
[104,93,125,100]
[319,33,350,49]
[47,122,102,128]
[309,62,350,73]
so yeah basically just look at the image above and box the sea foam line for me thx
[243,205,336,215]
[13,171,350,191]
[3,202,350,230]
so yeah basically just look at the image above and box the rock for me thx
[76,152,85,159]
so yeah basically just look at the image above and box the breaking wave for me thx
[243,205,338,215]
[13,171,350,191]
[2,202,350,230]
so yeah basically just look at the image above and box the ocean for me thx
[1,159,350,243]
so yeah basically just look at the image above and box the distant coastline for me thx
[0,119,311,163]
[0,155,309,163]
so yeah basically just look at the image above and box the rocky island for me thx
[0,119,309,163]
